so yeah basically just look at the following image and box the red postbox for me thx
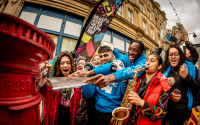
[0,13,55,125]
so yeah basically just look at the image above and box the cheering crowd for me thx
[37,31,200,125]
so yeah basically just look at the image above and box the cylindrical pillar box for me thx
[0,13,55,125]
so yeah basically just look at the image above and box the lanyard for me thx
[137,77,153,96]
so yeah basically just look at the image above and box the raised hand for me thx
[179,65,188,79]
[38,61,49,87]
[159,38,164,48]
[182,30,188,42]
[127,91,145,107]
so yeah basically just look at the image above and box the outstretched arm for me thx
[113,60,146,82]
[84,59,146,88]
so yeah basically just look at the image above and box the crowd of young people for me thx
[37,31,200,125]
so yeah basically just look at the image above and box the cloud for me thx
[155,0,200,45]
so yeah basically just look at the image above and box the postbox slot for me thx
[13,23,19,35]
[29,30,34,41]
[21,26,27,37]
[5,20,11,32]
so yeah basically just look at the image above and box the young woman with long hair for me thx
[159,45,200,125]
[38,51,75,125]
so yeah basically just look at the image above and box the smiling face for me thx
[168,48,180,68]
[128,42,142,63]
[60,56,72,76]
[99,51,114,65]
[77,59,86,71]
[93,55,101,67]
[145,54,162,74]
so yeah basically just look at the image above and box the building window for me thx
[20,11,37,24]
[48,34,59,57]
[102,34,111,42]
[113,37,124,51]
[155,18,158,27]
[117,6,123,17]
[143,21,147,34]
[37,15,63,32]
[158,12,160,19]
[61,37,77,52]
[140,3,144,13]
[148,10,151,20]
[128,9,133,24]
[64,21,82,37]
[103,29,132,54]
[152,6,155,12]
[126,42,130,52]
[158,34,160,41]
[19,4,84,57]
[151,28,154,40]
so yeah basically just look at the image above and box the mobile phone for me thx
[174,88,181,94]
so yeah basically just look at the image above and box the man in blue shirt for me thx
[82,46,127,125]
[71,40,147,88]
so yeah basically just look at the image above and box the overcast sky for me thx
[155,0,200,46]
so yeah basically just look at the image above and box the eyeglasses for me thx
[169,52,180,57]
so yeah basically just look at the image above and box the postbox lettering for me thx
[14,80,18,92]
[5,79,31,92]
[6,79,11,92]
[21,80,25,91]
[27,81,31,91]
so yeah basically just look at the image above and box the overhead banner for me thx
[75,0,124,61]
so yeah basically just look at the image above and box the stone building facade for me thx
[0,0,167,57]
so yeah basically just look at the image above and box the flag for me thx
[187,107,199,125]
[75,0,124,61]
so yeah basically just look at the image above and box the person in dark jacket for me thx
[156,44,200,125]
